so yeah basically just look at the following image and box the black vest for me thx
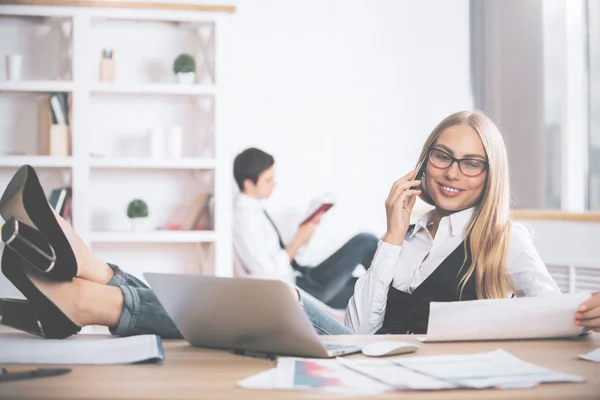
[377,232,476,335]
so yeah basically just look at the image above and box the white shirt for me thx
[233,194,297,283]
[345,207,561,334]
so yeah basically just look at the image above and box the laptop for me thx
[144,273,361,358]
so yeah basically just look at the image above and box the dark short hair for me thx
[233,148,275,191]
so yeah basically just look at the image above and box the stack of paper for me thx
[392,350,583,389]
[0,335,164,365]
[238,349,584,393]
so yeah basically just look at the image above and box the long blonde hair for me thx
[417,111,511,299]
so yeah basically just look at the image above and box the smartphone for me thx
[404,157,427,210]
[412,157,427,180]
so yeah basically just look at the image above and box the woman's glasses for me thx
[428,148,488,177]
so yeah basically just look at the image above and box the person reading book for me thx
[232,147,378,309]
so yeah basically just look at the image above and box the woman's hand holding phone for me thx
[383,169,422,246]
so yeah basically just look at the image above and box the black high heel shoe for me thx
[0,247,80,339]
[0,165,77,281]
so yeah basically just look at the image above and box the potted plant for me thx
[127,199,149,231]
[173,53,196,84]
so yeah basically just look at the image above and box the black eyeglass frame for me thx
[427,148,489,177]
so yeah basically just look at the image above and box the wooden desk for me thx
[0,329,599,399]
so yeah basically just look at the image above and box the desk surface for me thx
[0,329,599,400]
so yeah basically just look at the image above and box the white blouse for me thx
[344,207,561,334]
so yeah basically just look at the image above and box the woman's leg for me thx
[26,214,183,338]
[300,293,352,335]
[53,210,115,285]
[32,214,345,338]
[29,265,347,338]
[25,266,123,329]
[24,263,184,338]
[105,264,183,338]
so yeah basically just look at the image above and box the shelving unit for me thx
[0,3,234,281]
[90,83,217,95]
[0,156,73,168]
[0,80,74,92]
[90,230,217,244]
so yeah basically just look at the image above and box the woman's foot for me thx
[52,209,114,285]
[24,262,124,328]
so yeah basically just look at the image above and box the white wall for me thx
[219,0,473,263]
[0,1,472,296]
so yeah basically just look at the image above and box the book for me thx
[48,187,71,215]
[61,191,73,224]
[39,94,71,157]
[169,193,212,231]
[0,334,164,365]
[299,193,335,226]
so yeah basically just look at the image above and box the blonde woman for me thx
[345,111,561,334]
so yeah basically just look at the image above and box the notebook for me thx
[0,334,164,365]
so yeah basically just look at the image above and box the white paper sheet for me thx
[237,368,278,389]
[336,358,457,390]
[579,348,600,362]
[0,335,164,365]
[393,349,584,389]
[424,292,590,342]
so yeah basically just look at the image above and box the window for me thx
[588,0,600,210]
[471,0,595,211]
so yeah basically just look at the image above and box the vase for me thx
[130,217,150,232]
[167,126,183,158]
[176,72,195,84]
[6,54,22,81]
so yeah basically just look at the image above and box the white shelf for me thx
[90,230,216,244]
[0,81,74,93]
[90,157,216,170]
[0,5,232,277]
[0,156,73,168]
[90,83,216,95]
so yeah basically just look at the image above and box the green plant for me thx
[127,199,149,219]
[173,53,196,74]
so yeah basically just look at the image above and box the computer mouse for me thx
[361,341,420,357]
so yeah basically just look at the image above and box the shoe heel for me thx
[1,248,81,339]
[0,298,44,337]
[2,217,57,276]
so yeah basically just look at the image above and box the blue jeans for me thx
[106,264,351,338]
[296,233,378,309]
